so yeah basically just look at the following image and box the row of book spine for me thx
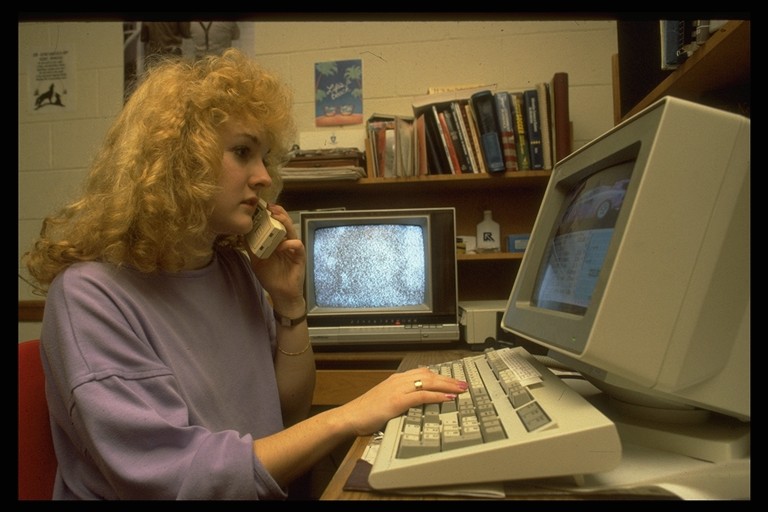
[366,114,416,178]
[365,72,570,178]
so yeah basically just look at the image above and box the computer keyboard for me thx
[368,346,622,490]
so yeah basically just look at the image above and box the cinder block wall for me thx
[18,18,617,341]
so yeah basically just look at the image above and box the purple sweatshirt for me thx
[40,247,288,499]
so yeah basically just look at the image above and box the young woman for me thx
[23,49,467,500]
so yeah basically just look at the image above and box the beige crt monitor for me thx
[501,96,749,462]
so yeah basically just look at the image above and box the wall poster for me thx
[314,59,363,127]
[28,47,76,113]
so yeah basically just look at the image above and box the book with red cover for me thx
[494,91,518,172]
[366,119,395,177]
[422,107,451,174]
[432,105,457,174]
[550,72,571,163]
[436,108,462,174]
[441,105,471,174]
[451,101,479,173]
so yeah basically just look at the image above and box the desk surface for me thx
[318,349,682,500]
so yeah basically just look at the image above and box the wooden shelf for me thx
[282,170,551,192]
[618,20,750,123]
[458,252,523,261]
[18,300,45,323]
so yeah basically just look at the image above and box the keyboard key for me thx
[516,401,552,431]
[480,420,507,443]
[442,429,483,450]
[397,433,440,458]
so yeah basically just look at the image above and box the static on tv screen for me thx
[312,224,426,308]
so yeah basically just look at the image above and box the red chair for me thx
[18,339,57,500]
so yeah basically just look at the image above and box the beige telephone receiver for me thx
[247,199,287,259]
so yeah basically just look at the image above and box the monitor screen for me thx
[532,160,632,316]
[311,223,428,311]
[501,97,750,461]
[301,207,459,346]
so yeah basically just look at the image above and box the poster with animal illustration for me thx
[28,48,76,113]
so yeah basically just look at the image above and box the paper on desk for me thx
[361,436,749,499]
[505,443,750,500]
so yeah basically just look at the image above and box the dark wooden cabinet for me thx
[614,20,750,124]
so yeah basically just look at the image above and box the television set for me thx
[300,207,460,346]
[501,97,750,463]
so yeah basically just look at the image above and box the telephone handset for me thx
[247,199,287,259]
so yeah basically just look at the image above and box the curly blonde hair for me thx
[23,48,296,293]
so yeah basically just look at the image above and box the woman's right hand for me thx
[336,367,468,437]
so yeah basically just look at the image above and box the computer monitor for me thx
[300,207,460,346]
[501,96,750,462]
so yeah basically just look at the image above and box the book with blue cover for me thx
[469,90,505,173]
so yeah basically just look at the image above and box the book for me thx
[383,128,397,177]
[659,20,682,70]
[422,107,451,174]
[536,82,553,170]
[366,119,394,177]
[411,84,498,175]
[282,148,366,182]
[412,84,498,113]
[510,92,530,171]
[469,90,505,173]
[364,136,376,178]
[436,108,462,174]
[523,89,544,170]
[444,103,474,173]
[462,102,488,174]
[451,101,479,173]
[549,72,571,163]
[395,115,416,177]
[494,91,518,172]
[415,112,429,176]
[426,83,493,95]
[367,113,416,178]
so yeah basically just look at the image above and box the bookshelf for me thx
[613,20,750,124]
[282,72,571,303]
[279,169,551,302]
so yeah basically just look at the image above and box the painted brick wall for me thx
[18,19,617,341]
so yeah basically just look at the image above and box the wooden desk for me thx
[312,347,476,406]
[321,434,449,500]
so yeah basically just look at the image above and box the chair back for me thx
[18,339,57,500]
